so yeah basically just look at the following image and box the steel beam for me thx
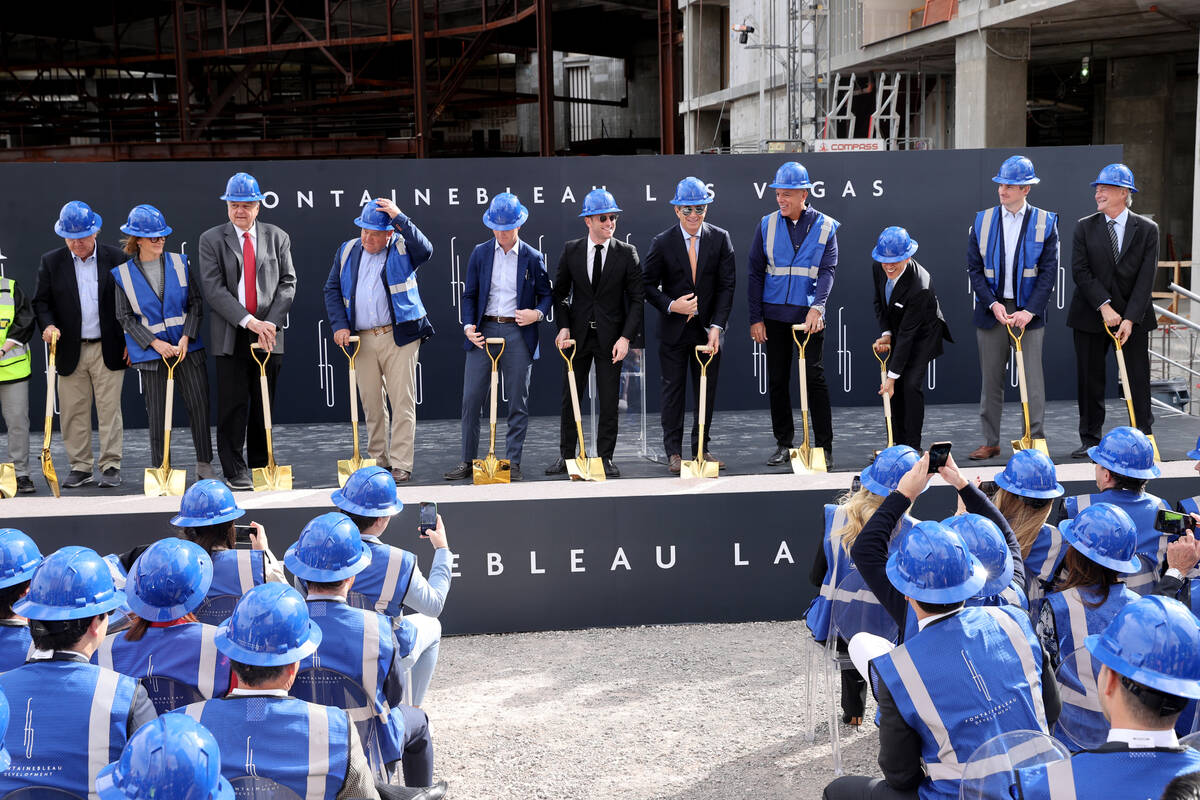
[412,0,430,157]
[657,0,676,154]
[535,0,553,156]
[172,0,191,141]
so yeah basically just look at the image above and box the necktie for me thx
[1107,219,1120,262]
[885,278,895,304]
[687,235,698,284]
[591,244,602,294]
[242,231,258,316]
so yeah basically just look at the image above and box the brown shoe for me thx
[968,444,1001,461]
[392,469,412,483]
[668,454,682,474]
[704,452,725,469]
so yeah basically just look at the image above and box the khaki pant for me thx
[355,333,420,472]
[57,341,124,472]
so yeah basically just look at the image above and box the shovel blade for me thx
[0,463,15,499]
[40,450,59,498]
[681,458,719,479]
[144,467,168,496]
[808,447,828,473]
[472,455,511,485]
[337,457,378,488]
[167,468,187,496]
[571,457,605,482]
[789,447,812,475]
[1148,434,1162,463]
[252,464,294,492]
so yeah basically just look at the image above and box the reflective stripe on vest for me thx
[1036,526,1066,589]
[116,256,188,333]
[86,669,121,800]
[305,705,330,800]
[97,636,114,670]
[199,626,219,698]
[337,237,425,325]
[353,613,382,723]
[981,606,1047,727]
[1044,758,1078,800]
[1058,588,1102,711]
[376,547,408,615]
[889,644,961,779]
[236,549,255,593]
[339,242,355,309]
[975,206,1056,307]
[976,207,997,276]
[0,278,31,381]
[818,507,851,602]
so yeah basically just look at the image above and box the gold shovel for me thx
[1105,324,1161,462]
[681,345,719,479]
[472,337,511,484]
[249,343,293,491]
[873,344,894,456]
[789,324,827,474]
[336,336,377,487]
[1006,325,1049,456]
[557,339,604,482]
[40,333,60,498]
[143,354,187,496]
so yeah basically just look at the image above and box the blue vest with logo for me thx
[349,538,417,621]
[973,205,1056,310]
[760,210,838,309]
[94,623,231,701]
[111,254,204,365]
[0,660,138,799]
[179,695,350,800]
[1044,583,1138,749]
[1064,490,1169,594]
[0,625,33,672]
[1016,746,1200,800]
[208,549,267,598]
[337,236,426,328]
[871,605,1047,800]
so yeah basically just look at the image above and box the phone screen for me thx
[234,524,254,549]
[418,502,437,535]
[1156,509,1195,536]
[927,442,952,473]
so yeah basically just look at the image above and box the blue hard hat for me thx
[1188,434,1200,461]
[886,521,988,604]
[1086,595,1200,699]
[994,449,1064,500]
[119,204,173,238]
[871,226,919,263]
[284,513,373,583]
[214,583,322,667]
[1091,163,1138,193]
[0,689,9,772]
[220,172,267,202]
[1059,502,1141,573]
[54,200,103,239]
[1087,426,1160,480]
[483,192,529,231]
[860,445,921,498]
[768,161,814,190]
[354,204,394,231]
[96,714,233,800]
[126,539,214,622]
[670,177,715,206]
[943,514,1013,598]
[579,189,622,218]
[171,480,246,528]
[14,546,127,620]
[0,530,43,590]
[331,466,403,517]
[992,155,1040,186]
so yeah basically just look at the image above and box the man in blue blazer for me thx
[444,193,552,482]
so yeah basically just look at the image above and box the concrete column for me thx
[1105,55,1172,242]
[953,29,1028,148]
[1193,37,1200,297]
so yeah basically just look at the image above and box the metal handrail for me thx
[1170,283,1200,304]
[1149,350,1200,378]
[1151,397,1189,416]
[1153,305,1200,334]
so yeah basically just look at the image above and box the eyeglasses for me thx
[592,214,619,223]
[678,206,707,217]
[146,237,166,243]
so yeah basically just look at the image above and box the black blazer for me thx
[553,237,644,347]
[32,243,128,375]
[643,222,736,346]
[872,258,952,378]
[1066,211,1159,334]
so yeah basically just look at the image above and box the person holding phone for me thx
[989,449,1067,619]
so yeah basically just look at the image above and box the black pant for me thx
[558,330,621,460]
[1073,325,1153,445]
[659,322,720,458]
[765,319,832,450]
[142,350,214,466]
[216,329,282,476]
[891,342,937,451]
[824,776,918,800]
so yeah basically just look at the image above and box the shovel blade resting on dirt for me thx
[681,345,719,479]
[41,334,60,498]
[1104,325,1161,462]
[145,355,187,497]
[558,340,605,482]
[337,335,378,487]
[1006,325,1050,457]
[788,324,827,474]
[250,343,293,491]
[473,337,511,484]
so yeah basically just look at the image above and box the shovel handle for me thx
[249,342,271,371]
[1013,347,1029,405]
[339,335,362,363]
[873,345,890,369]
[1103,324,1122,350]
[163,370,176,435]
[791,323,811,352]
[1005,324,1024,349]
[348,367,360,423]
[484,337,506,368]
[880,363,892,419]
[696,372,709,462]
[693,344,715,371]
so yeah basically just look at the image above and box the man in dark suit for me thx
[643,177,736,474]
[33,201,128,489]
[444,193,552,483]
[197,172,297,490]
[545,189,644,479]
[870,226,952,450]
[1066,163,1158,458]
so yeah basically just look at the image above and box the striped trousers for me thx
[141,350,214,466]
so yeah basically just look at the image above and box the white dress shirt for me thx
[353,246,391,330]
[235,222,257,328]
[587,236,611,283]
[483,238,520,317]
[1106,208,1130,253]
[71,249,102,339]
[1001,201,1027,300]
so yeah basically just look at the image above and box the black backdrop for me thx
[0,145,1121,428]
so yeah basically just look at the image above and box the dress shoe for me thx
[61,470,94,489]
[508,465,523,482]
[602,458,620,478]
[545,457,567,475]
[968,444,1001,461]
[227,472,253,490]
[767,446,791,466]
[392,469,412,483]
[15,476,35,494]
[405,781,449,800]
[1071,444,1095,459]
[668,454,682,474]
[196,461,216,480]
[443,462,471,480]
[98,467,122,488]
[704,452,725,469]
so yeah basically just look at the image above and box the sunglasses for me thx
[592,214,619,223]
[145,236,166,243]
[678,206,707,217]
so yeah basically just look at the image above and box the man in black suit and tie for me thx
[33,201,128,489]
[643,177,736,474]
[870,226,952,450]
[545,189,644,479]
[1067,163,1158,458]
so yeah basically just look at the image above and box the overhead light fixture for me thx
[732,23,755,44]
[1080,55,1090,83]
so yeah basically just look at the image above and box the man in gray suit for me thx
[197,172,297,489]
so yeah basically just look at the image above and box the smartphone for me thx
[850,475,862,494]
[418,502,438,535]
[1156,509,1197,536]
[979,480,999,498]
[927,442,952,473]
[234,524,255,549]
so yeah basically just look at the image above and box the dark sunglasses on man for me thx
[678,206,707,217]
[592,214,619,223]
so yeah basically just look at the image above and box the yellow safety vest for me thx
[0,278,31,382]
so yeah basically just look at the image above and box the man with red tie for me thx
[197,172,297,490]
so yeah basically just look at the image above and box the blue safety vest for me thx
[760,210,838,308]
[208,550,267,598]
[1025,525,1068,622]
[967,584,1029,611]
[1064,490,1170,594]
[1180,496,1199,516]
[350,537,417,620]
[1044,583,1139,749]
[0,624,33,672]
[94,623,231,701]
[179,695,350,800]
[0,660,138,800]
[973,205,1056,310]
[111,254,204,365]
[871,605,1047,800]
[337,236,426,328]
[300,599,406,764]
[1016,745,1200,800]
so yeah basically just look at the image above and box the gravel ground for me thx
[425,621,883,799]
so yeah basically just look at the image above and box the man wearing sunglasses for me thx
[643,177,736,474]
[546,189,644,479]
